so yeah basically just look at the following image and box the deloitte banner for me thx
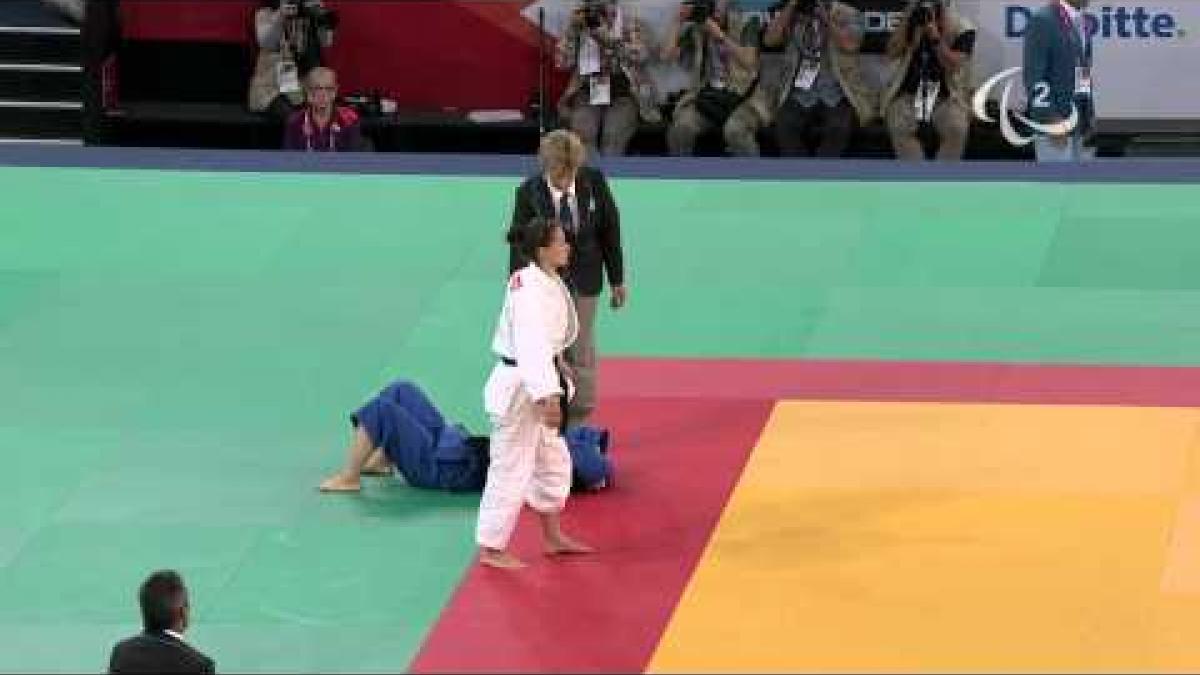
[963,1,1196,121]
[524,0,1198,122]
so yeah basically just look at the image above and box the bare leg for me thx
[361,448,393,476]
[479,547,527,569]
[318,426,375,492]
[539,511,594,556]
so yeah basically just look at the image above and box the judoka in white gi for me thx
[477,216,595,569]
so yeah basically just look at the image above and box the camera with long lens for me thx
[683,0,716,24]
[910,0,942,27]
[581,0,607,29]
[284,0,339,29]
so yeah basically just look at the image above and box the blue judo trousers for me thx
[351,380,612,492]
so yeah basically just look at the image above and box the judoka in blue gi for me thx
[319,379,612,493]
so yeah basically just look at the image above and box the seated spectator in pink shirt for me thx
[283,67,365,151]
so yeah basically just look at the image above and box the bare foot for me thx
[479,549,527,569]
[544,534,595,556]
[318,472,361,493]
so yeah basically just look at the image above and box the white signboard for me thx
[523,0,1199,122]
[962,1,1198,120]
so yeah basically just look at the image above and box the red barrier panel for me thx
[119,0,567,110]
[120,0,255,42]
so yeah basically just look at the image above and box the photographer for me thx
[751,0,874,157]
[247,0,339,121]
[556,0,660,157]
[661,0,762,156]
[881,0,975,161]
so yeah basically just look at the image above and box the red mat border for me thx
[600,357,1200,407]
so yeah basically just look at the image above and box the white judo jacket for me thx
[485,263,579,418]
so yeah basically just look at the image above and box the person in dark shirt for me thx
[881,0,976,160]
[661,0,764,156]
[282,66,365,152]
[1024,0,1096,162]
[757,0,875,158]
[108,570,215,675]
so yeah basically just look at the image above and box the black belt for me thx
[497,355,568,434]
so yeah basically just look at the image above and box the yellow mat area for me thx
[649,401,1200,673]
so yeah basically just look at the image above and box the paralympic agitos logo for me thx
[972,68,1079,147]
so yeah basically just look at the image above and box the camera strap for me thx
[276,17,302,95]
[792,16,823,91]
[301,109,341,152]
[914,79,940,122]
[706,37,731,90]
[800,14,823,57]
[282,15,308,57]
[577,32,612,105]
[911,35,942,122]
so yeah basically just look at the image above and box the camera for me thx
[910,0,942,26]
[284,0,339,29]
[581,0,607,29]
[683,0,716,24]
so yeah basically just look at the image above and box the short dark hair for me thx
[139,570,187,633]
[506,216,563,266]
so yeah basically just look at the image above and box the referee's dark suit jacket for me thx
[508,166,625,297]
[1022,2,1095,135]
[109,631,216,674]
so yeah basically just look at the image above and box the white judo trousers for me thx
[475,382,574,550]
[476,263,579,551]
